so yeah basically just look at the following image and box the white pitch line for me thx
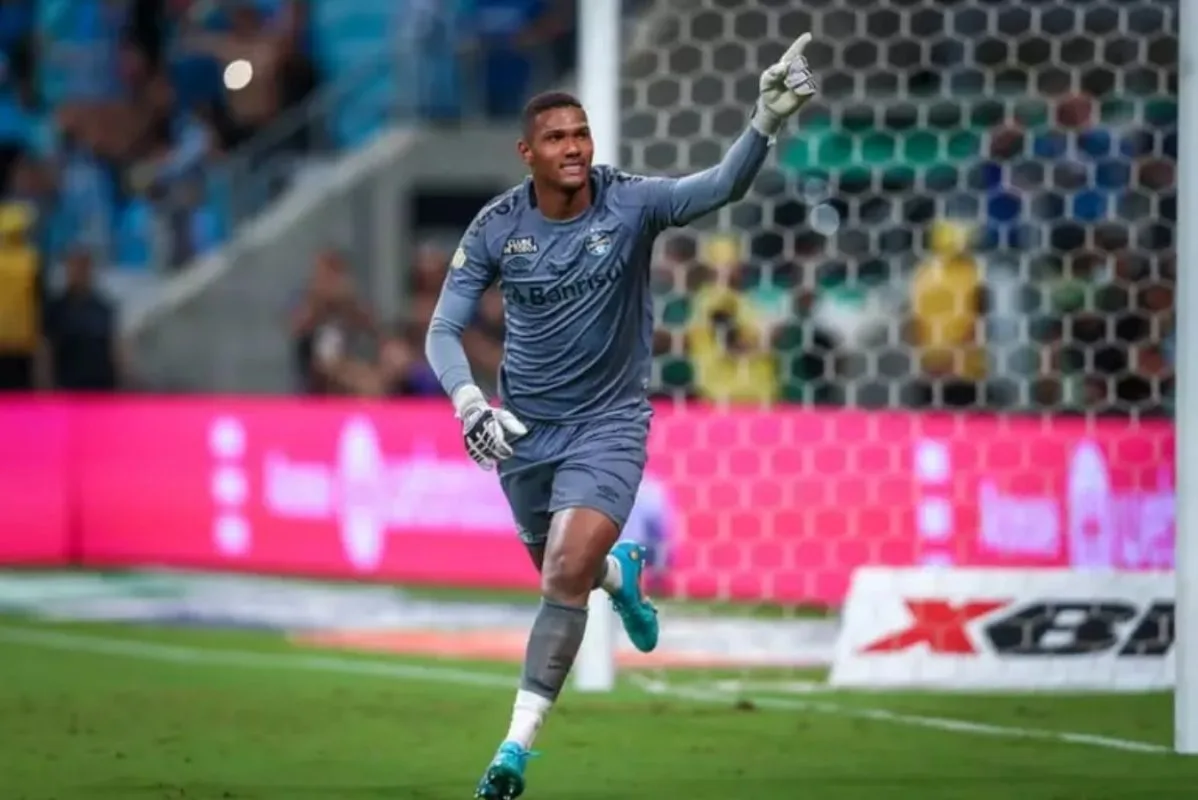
[632,677,1171,755]
[0,626,1171,755]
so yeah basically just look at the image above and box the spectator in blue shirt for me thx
[460,0,574,118]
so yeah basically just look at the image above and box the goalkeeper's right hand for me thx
[452,384,529,470]
[751,32,818,138]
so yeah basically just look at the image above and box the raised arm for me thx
[425,225,498,400]
[638,128,772,229]
[636,32,818,230]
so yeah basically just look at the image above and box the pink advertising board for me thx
[0,398,1176,604]
[0,400,71,563]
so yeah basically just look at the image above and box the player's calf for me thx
[477,594,584,798]
[514,508,617,723]
[481,507,617,797]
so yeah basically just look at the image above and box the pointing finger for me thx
[780,32,813,65]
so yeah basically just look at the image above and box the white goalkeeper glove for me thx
[452,384,528,470]
[751,32,818,138]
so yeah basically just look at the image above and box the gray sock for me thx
[520,599,589,701]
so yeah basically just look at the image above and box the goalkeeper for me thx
[425,33,818,800]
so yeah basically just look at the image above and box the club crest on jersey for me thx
[503,236,539,257]
[584,229,613,257]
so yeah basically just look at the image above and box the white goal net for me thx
[613,0,1177,686]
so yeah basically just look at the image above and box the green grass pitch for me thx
[1,617,1196,799]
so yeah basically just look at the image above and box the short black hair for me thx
[521,91,584,140]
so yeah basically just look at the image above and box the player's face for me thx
[520,106,594,191]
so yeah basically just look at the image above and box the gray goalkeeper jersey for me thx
[426,126,771,423]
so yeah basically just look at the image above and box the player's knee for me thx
[540,552,594,604]
[539,506,622,602]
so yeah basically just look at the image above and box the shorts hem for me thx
[546,502,626,533]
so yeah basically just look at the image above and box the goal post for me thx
[1175,0,1196,757]
[573,0,622,694]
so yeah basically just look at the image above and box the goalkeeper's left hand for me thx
[452,384,528,471]
[752,32,818,138]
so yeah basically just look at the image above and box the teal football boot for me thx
[474,742,531,799]
[608,541,659,653]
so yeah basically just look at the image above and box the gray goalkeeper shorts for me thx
[497,415,650,546]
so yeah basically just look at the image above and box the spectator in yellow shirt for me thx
[686,235,778,404]
[910,219,986,406]
[0,203,47,391]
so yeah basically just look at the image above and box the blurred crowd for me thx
[1,0,320,274]
[290,243,501,400]
[0,0,577,274]
[0,0,321,392]
[0,0,577,395]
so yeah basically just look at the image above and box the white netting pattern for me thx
[625,0,1176,417]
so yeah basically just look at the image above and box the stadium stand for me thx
[4,0,579,286]
[14,0,312,272]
